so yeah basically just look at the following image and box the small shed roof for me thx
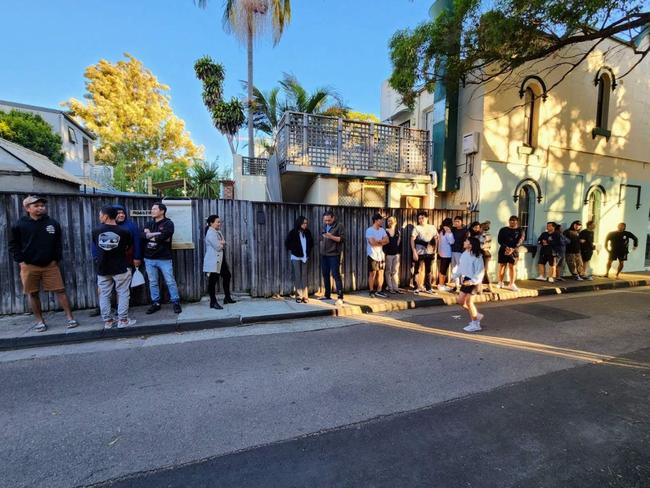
[0,138,83,186]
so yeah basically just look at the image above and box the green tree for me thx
[0,110,65,165]
[190,160,223,198]
[196,0,292,158]
[194,56,246,158]
[66,54,202,182]
[389,0,650,106]
[251,74,342,152]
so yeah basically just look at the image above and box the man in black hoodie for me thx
[8,196,78,332]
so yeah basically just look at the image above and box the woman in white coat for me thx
[203,215,236,309]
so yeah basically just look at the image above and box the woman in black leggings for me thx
[203,215,237,309]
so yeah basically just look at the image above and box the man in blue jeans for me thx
[319,210,345,306]
[143,202,182,314]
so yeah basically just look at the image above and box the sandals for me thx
[67,319,79,329]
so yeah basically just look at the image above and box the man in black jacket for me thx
[143,202,182,314]
[605,222,638,279]
[8,196,78,332]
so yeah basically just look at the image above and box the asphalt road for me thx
[1,288,649,488]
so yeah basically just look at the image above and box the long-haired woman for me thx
[203,214,236,310]
[451,237,485,332]
[284,215,314,303]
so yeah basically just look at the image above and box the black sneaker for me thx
[173,303,182,314]
[369,292,376,298]
[146,303,161,314]
[223,297,237,304]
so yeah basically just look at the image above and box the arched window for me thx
[521,81,543,148]
[517,185,535,244]
[596,73,611,131]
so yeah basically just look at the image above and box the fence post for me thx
[337,117,343,168]
[369,122,375,172]
[302,113,308,166]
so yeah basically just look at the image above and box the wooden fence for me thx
[0,192,476,315]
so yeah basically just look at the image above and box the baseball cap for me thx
[22,195,47,207]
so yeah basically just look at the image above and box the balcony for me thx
[275,112,431,181]
[242,156,268,176]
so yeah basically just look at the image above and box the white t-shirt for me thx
[366,226,387,261]
[411,224,437,255]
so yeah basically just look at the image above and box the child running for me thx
[451,237,486,332]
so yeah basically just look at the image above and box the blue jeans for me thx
[321,255,343,299]
[144,258,180,304]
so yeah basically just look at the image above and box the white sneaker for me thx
[335,298,344,306]
[117,318,136,329]
[438,285,452,292]
[507,283,519,291]
[496,282,504,289]
[586,275,593,281]
[464,322,482,332]
[534,275,546,281]
[547,277,555,283]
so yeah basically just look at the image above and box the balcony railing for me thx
[275,112,430,176]
[242,156,268,176]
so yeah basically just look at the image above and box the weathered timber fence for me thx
[0,192,476,315]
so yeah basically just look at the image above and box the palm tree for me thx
[251,74,343,153]
[190,160,222,199]
[195,0,292,159]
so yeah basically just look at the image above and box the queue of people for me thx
[8,195,642,334]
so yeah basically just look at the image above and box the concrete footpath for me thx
[1,272,647,350]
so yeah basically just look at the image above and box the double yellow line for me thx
[362,314,650,370]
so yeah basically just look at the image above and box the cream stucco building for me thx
[383,34,650,276]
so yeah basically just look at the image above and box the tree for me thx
[0,110,65,165]
[251,73,342,153]
[190,160,223,198]
[194,56,246,158]
[322,108,381,123]
[66,53,201,182]
[196,0,292,159]
[389,0,650,106]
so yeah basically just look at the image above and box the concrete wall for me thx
[304,176,338,205]
[476,37,650,275]
[232,155,269,202]
[387,181,432,208]
[380,81,434,129]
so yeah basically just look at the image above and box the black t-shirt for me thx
[498,226,524,249]
[579,229,594,253]
[564,229,581,254]
[383,228,401,256]
[92,224,132,276]
[451,227,469,253]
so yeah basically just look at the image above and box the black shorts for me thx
[581,251,593,262]
[460,277,478,295]
[538,250,557,266]
[438,257,451,275]
[498,247,519,264]
[368,256,385,271]
[609,251,628,262]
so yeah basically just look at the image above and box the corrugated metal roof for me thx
[0,138,83,186]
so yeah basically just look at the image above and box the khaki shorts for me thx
[20,261,65,294]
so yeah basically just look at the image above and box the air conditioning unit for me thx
[462,132,480,155]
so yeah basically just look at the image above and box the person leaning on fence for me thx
[496,215,525,291]
[579,220,596,280]
[450,216,469,291]
[451,237,486,333]
[285,215,314,303]
[319,210,345,306]
[410,211,439,295]
[92,205,135,329]
[203,214,237,310]
[143,202,182,314]
[554,224,570,281]
[366,213,389,298]
[8,195,79,332]
[383,216,403,294]
[604,222,638,279]
[436,218,455,292]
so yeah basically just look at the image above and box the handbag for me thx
[131,267,146,288]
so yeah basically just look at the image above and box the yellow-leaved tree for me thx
[66,53,202,186]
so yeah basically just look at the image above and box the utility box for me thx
[462,132,480,155]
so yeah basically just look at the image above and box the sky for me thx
[0,0,433,170]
